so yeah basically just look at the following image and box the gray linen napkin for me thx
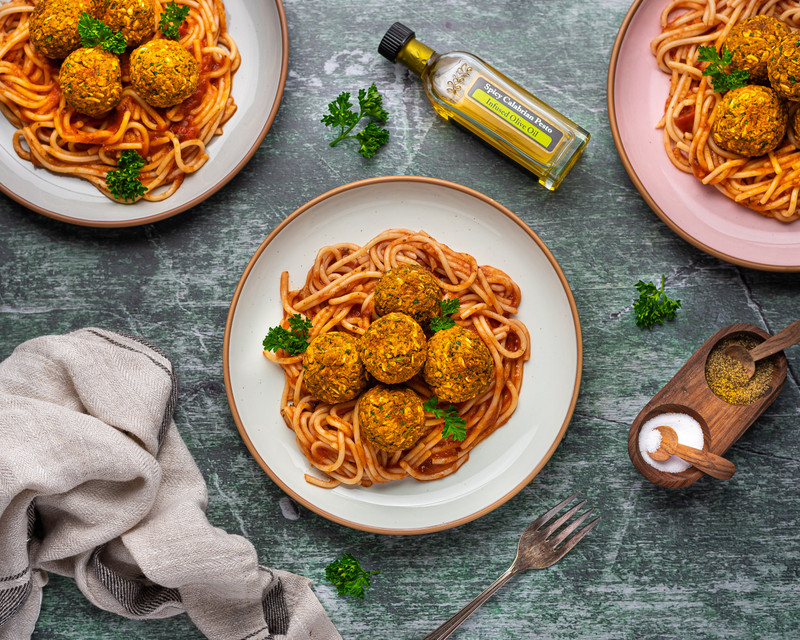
[0,328,342,640]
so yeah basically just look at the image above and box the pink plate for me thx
[608,0,800,272]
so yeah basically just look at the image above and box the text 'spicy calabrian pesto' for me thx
[378,22,589,191]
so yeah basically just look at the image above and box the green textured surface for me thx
[1,0,800,638]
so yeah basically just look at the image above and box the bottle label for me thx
[467,77,563,152]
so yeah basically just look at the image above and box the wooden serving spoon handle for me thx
[723,320,800,378]
[652,425,736,481]
[671,442,736,481]
[750,320,800,361]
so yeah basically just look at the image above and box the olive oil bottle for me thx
[378,22,589,191]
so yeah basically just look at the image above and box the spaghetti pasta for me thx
[0,0,239,202]
[263,229,531,489]
[652,0,800,222]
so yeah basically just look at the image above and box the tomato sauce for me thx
[168,63,213,140]
[674,106,695,134]
[41,85,61,113]
[171,117,198,140]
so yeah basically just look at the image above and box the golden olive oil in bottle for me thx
[378,22,589,191]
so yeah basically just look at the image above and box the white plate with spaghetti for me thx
[608,0,800,271]
[0,0,287,228]
[223,176,582,534]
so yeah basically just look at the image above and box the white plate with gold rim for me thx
[223,176,582,534]
[0,0,287,227]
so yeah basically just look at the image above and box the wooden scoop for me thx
[723,320,800,379]
[649,425,736,481]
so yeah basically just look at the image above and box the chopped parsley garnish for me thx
[424,395,467,441]
[77,13,126,53]
[159,1,190,40]
[321,83,389,158]
[429,297,460,332]
[633,275,681,330]
[325,553,379,599]
[262,314,313,355]
[697,45,749,92]
[105,150,147,201]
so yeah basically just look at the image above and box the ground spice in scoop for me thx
[705,335,775,405]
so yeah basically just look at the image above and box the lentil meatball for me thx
[360,312,427,384]
[59,47,122,117]
[357,385,427,453]
[423,325,493,403]
[711,85,787,156]
[29,0,100,59]
[302,332,367,404]
[374,264,442,324]
[726,15,791,84]
[769,33,800,100]
[129,38,199,108]
[101,0,155,47]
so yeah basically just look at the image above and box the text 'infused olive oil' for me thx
[378,22,589,190]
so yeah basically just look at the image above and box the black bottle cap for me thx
[378,22,415,62]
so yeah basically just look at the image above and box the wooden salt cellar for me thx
[628,323,788,489]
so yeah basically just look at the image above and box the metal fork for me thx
[421,492,601,640]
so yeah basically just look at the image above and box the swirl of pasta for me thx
[652,0,800,222]
[262,229,531,488]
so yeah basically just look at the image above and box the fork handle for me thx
[420,566,518,640]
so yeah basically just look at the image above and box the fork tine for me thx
[554,515,601,558]
[529,492,581,531]
[540,499,587,538]
[548,507,594,548]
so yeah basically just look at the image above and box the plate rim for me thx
[221,175,584,534]
[607,0,800,273]
[0,0,289,228]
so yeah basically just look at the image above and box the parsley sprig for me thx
[325,553,379,599]
[429,298,460,332]
[106,150,147,201]
[262,314,313,355]
[321,83,389,158]
[77,13,126,53]
[633,275,681,330]
[424,395,467,441]
[159,1,190,40]
[697,45,749,93]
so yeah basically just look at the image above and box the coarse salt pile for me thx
[638,411,705,473]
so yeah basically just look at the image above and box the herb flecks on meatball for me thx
[768,33,800,100]
[59,46,123,116]
[726,15,791,85]
[101,0,156,47]
[423,325,493,403]
[302,332,367,404]
[373,264,442,324]
[711,85,787,156]
[29,0,101,59]
[358,385,427,453]
[360,312,427,384]
[129,38,199,108]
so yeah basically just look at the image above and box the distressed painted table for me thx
[2,0,800,638]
